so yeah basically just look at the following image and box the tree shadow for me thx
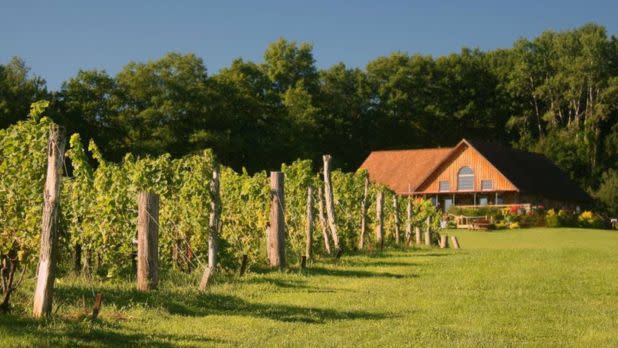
[54,285,389,324]
[340,260,417,268]
[0,313,230,347]
[304,267,414,279]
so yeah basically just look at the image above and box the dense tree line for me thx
[1,23,617,214]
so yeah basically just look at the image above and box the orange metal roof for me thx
[359,148,453,194]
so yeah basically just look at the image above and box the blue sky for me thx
[1,0,616,91]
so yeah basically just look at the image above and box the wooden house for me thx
[359,139,591,211]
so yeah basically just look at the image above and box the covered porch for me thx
[423,191,521,212]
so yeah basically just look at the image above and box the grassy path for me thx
[1,228,618,347]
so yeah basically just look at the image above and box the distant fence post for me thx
[305,186,314,261]
[439,234,448,249]
[405,199,413,246]
[317,186,332,255]
[323,155,342,256]
[358,176,369,250]
[393,196,400,245]
[424,216,432,246]
[268,171,286,268]
[32,125,65,318]
[376,191,384,250]
[451,236,460,249]
[137,192,159,291]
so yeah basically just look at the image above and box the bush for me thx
[578,211,605,229]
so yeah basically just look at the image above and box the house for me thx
[359,139,591,211]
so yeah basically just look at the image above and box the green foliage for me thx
[218,167,269,269]
[281,160,314,260]
[595,169,618,216]
[0,103,51,264]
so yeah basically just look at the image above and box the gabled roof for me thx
[358,148,452,194]
[359,139,592,203]
[466,140,591,203]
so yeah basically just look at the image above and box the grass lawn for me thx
[1,227,618,347]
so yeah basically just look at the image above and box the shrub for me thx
[578,211,605,229]
[546,209,560,227]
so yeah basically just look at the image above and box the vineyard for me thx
[0,103,443,316]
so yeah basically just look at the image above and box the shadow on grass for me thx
[341,260,418,268]
[54,285,389,325]
[0,314,229,347]
[305,267,414,279]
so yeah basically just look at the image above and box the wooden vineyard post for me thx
[239,254,249,276]
[358,176,369,250]
[199,166,221,290]
[33,125,65,318]
[451,236,460,249]
[322,155,342,256]
[305,186,313,260]
[405,199,412,246]
[424,217,432,246]
[317,186,332,255]
[137,192,159,291]
[439,234,448,249]
[393,196,401,245]
[375,191,384,250]
[268,171,286,269]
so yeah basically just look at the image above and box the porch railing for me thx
[452,203,532,212]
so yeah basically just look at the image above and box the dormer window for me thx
[457,166,474,191]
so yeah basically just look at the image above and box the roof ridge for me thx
[369,147,453,154]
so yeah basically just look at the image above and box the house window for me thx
[439,180,450,192]
[479,196,488,206]
[481,180,493,191]
[457,166,474,191]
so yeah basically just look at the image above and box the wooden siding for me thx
[416,144,518,194]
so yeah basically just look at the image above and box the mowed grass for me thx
[1,228,618,347]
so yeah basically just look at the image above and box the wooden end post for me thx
[200,166,221,290]
[451,236,460,249]
[375,191,384,250]
[137,192,159,291]
[268,171,286,269]
[33,125,65,318]
[424,217,432,246]
[305,186,313,260]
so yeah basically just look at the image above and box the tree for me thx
[595,170,618,216]
[113,52,211,157]
[0,58,48,129]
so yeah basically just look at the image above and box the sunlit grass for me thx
[1,228,617,347]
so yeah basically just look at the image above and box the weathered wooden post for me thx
[451,236,460,249]
[439,234,448,249]
[137,192,159,291]
[199,166,221,290]
[358,176,369,250]
[33,125,65,318]
[424,216,432,246]
[375,191,384,249]
[393,196,401,244]
[305,186,314,260]
[405,199,413,245]
[268,171,286,268]
[239,254,249,276]
[317,186,332,255]
[323,155,342,256]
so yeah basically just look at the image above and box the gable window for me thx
[439,180,450,192]
[481,180,493,191]
[457,166,474,191]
